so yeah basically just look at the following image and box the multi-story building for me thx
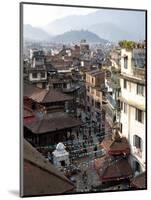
[119,46,146,174]
[80,39,90,61]
[86,70,105,132]
[104,50,121,128]
[24,83,82,149]
[27,49,47,88]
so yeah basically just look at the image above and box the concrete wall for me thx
[120,79,145,109]
[120,48,146,172]
[29,72,47,82]
[121,49,133,76]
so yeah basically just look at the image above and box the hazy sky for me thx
[23,4,98,27]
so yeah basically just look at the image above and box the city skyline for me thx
[21,3,146,197]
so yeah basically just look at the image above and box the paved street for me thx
[65,111,108,192]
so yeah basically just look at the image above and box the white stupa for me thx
[52,143,70,168]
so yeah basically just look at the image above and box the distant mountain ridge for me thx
[43,9,145,42]
[24,25,109,44]
[88,22,134,42]
[51,30,108,43]
[24,8,145,43]
[24,24,52,41]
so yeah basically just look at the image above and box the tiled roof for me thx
[101,135,130,156]
[87,70,104,77]
[95,156,132,182]
[24,107,34,118]
[25,113,82,134]
[102,158,132,182]
[23,139,74,196]
[24,84,73,103]
[131,172,146,189]
[23,107,36,125]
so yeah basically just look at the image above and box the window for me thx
[60,160,66,167]
[120,102,123,110]
[87,96,90,102]
[41,72,45,78]
[91,88,94,95]
[124,56,128,69]
[32,73,37,78]
[128,82,131,92]
[92,99,94,106]
[95,101,100,109]
[96,91,100,97]
[133,135,142,150]
[137,84,144,96]
[120,123,123,133]
[135,108,143,123]
[134,161,140,172]
[123,103,127,113]
[123,79,127,89]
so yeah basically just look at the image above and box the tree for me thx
[118,40,136,49]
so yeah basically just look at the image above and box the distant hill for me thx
[44,9,145,42]
[50,30,108,44]
[88,22,134,42]
[24,24,52,41]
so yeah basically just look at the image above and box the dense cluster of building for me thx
[23,39,146,196]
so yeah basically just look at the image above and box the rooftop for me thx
[24,107,36,125]
[24,84,73,103]
[131,172,146,189]
[23,139,74,196]
[101,135,130,156]
[86,70,103,77]
[95,156,132,182]
[24,112,82,134]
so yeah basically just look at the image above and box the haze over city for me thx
[24,4,145,42]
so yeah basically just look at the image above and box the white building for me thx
[28,49,47,88]
[119,47,146,174]
[52,143,70,169]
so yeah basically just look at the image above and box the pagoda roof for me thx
[24,84,73,104]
